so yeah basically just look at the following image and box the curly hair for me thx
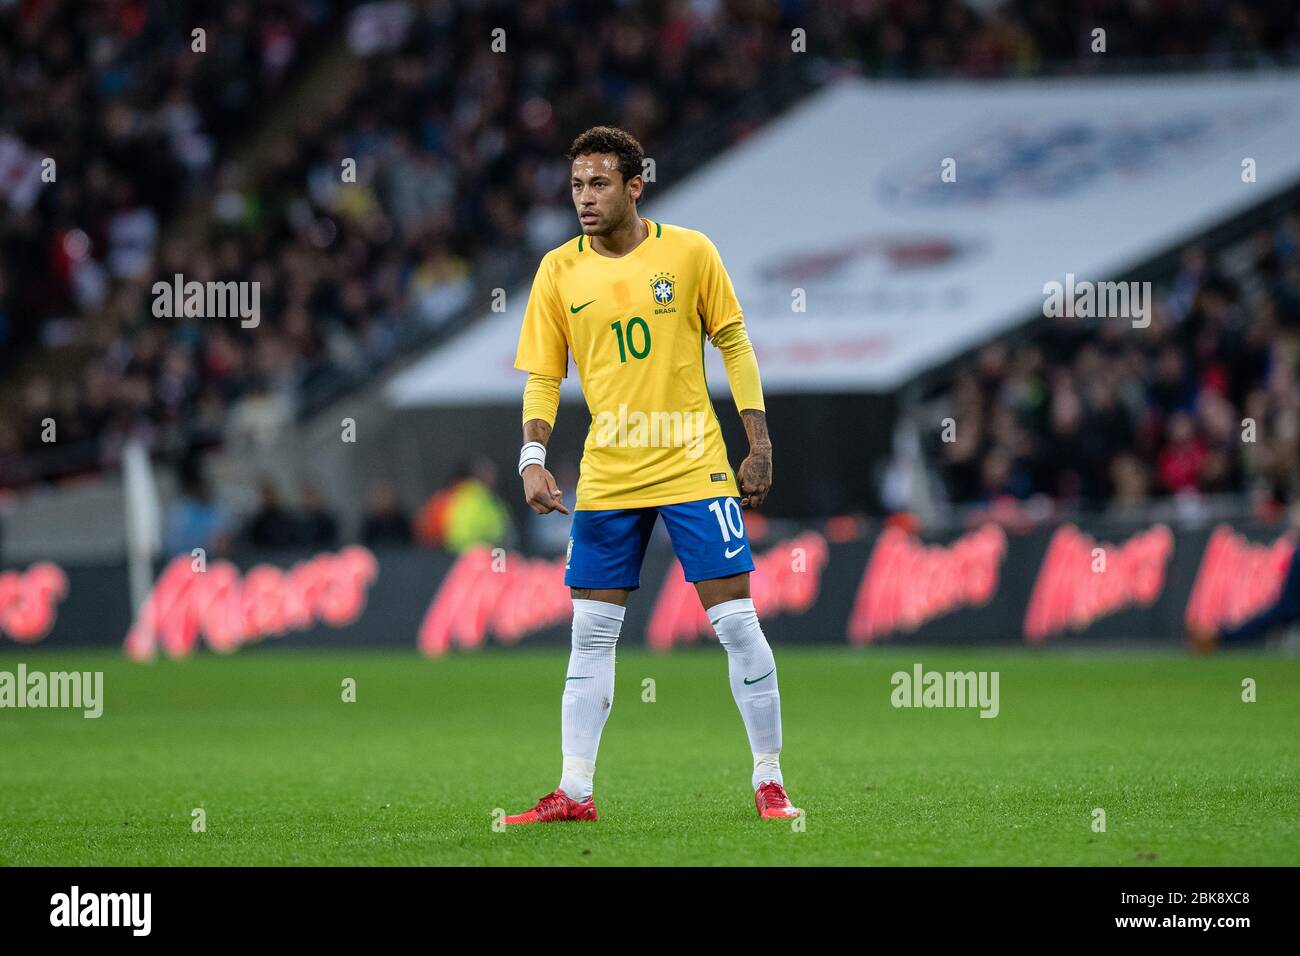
[566,126,645,187]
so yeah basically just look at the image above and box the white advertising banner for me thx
[388,71,1300,405]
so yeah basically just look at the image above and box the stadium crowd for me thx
[2,0,1299,506]
[0,0,333,484]
[925,208,1300,516]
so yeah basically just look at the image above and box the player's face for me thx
[571,153,640,235]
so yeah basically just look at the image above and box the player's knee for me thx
[571,600,624,653]
[718,630,768,656]
[716,622,770,655]
[697,574,750,609]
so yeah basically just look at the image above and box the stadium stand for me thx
[918,205,1300,515]
[5,0,1299,495]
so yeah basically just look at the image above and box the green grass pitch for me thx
[1,647,1296,866]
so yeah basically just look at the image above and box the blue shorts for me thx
[564,496,757,590]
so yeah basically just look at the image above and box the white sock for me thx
[558,599,624,801]
[753,752,782,789]
[708,598,783,790]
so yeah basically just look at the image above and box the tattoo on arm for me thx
[523,418,552,446]
[740,409,771,454]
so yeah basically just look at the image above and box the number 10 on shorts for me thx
[708,498,746,542]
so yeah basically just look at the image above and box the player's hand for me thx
[737,444,772,509]
[522,464,570,515]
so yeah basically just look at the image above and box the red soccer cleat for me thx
[503,788,597,825]
[755,781,802,819]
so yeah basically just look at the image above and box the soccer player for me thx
[504,126,800,824]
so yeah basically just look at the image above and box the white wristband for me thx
[518,441,546,476]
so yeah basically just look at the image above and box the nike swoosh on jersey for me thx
[724,544,746,558]
[743,668,775,686]
[565,675,594,680]
[569,300,596,313]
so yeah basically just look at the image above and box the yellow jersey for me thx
[515,218,747,510]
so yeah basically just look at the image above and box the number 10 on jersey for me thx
[611,316,651,362]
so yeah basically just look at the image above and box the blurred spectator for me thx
[245,477,300,548]
[1106,452,1152,522]
[1157,412,1207,493]
[163,471,232,559]
[361,480,412,547]
[297,480,339,547]
[416,457,513,553]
